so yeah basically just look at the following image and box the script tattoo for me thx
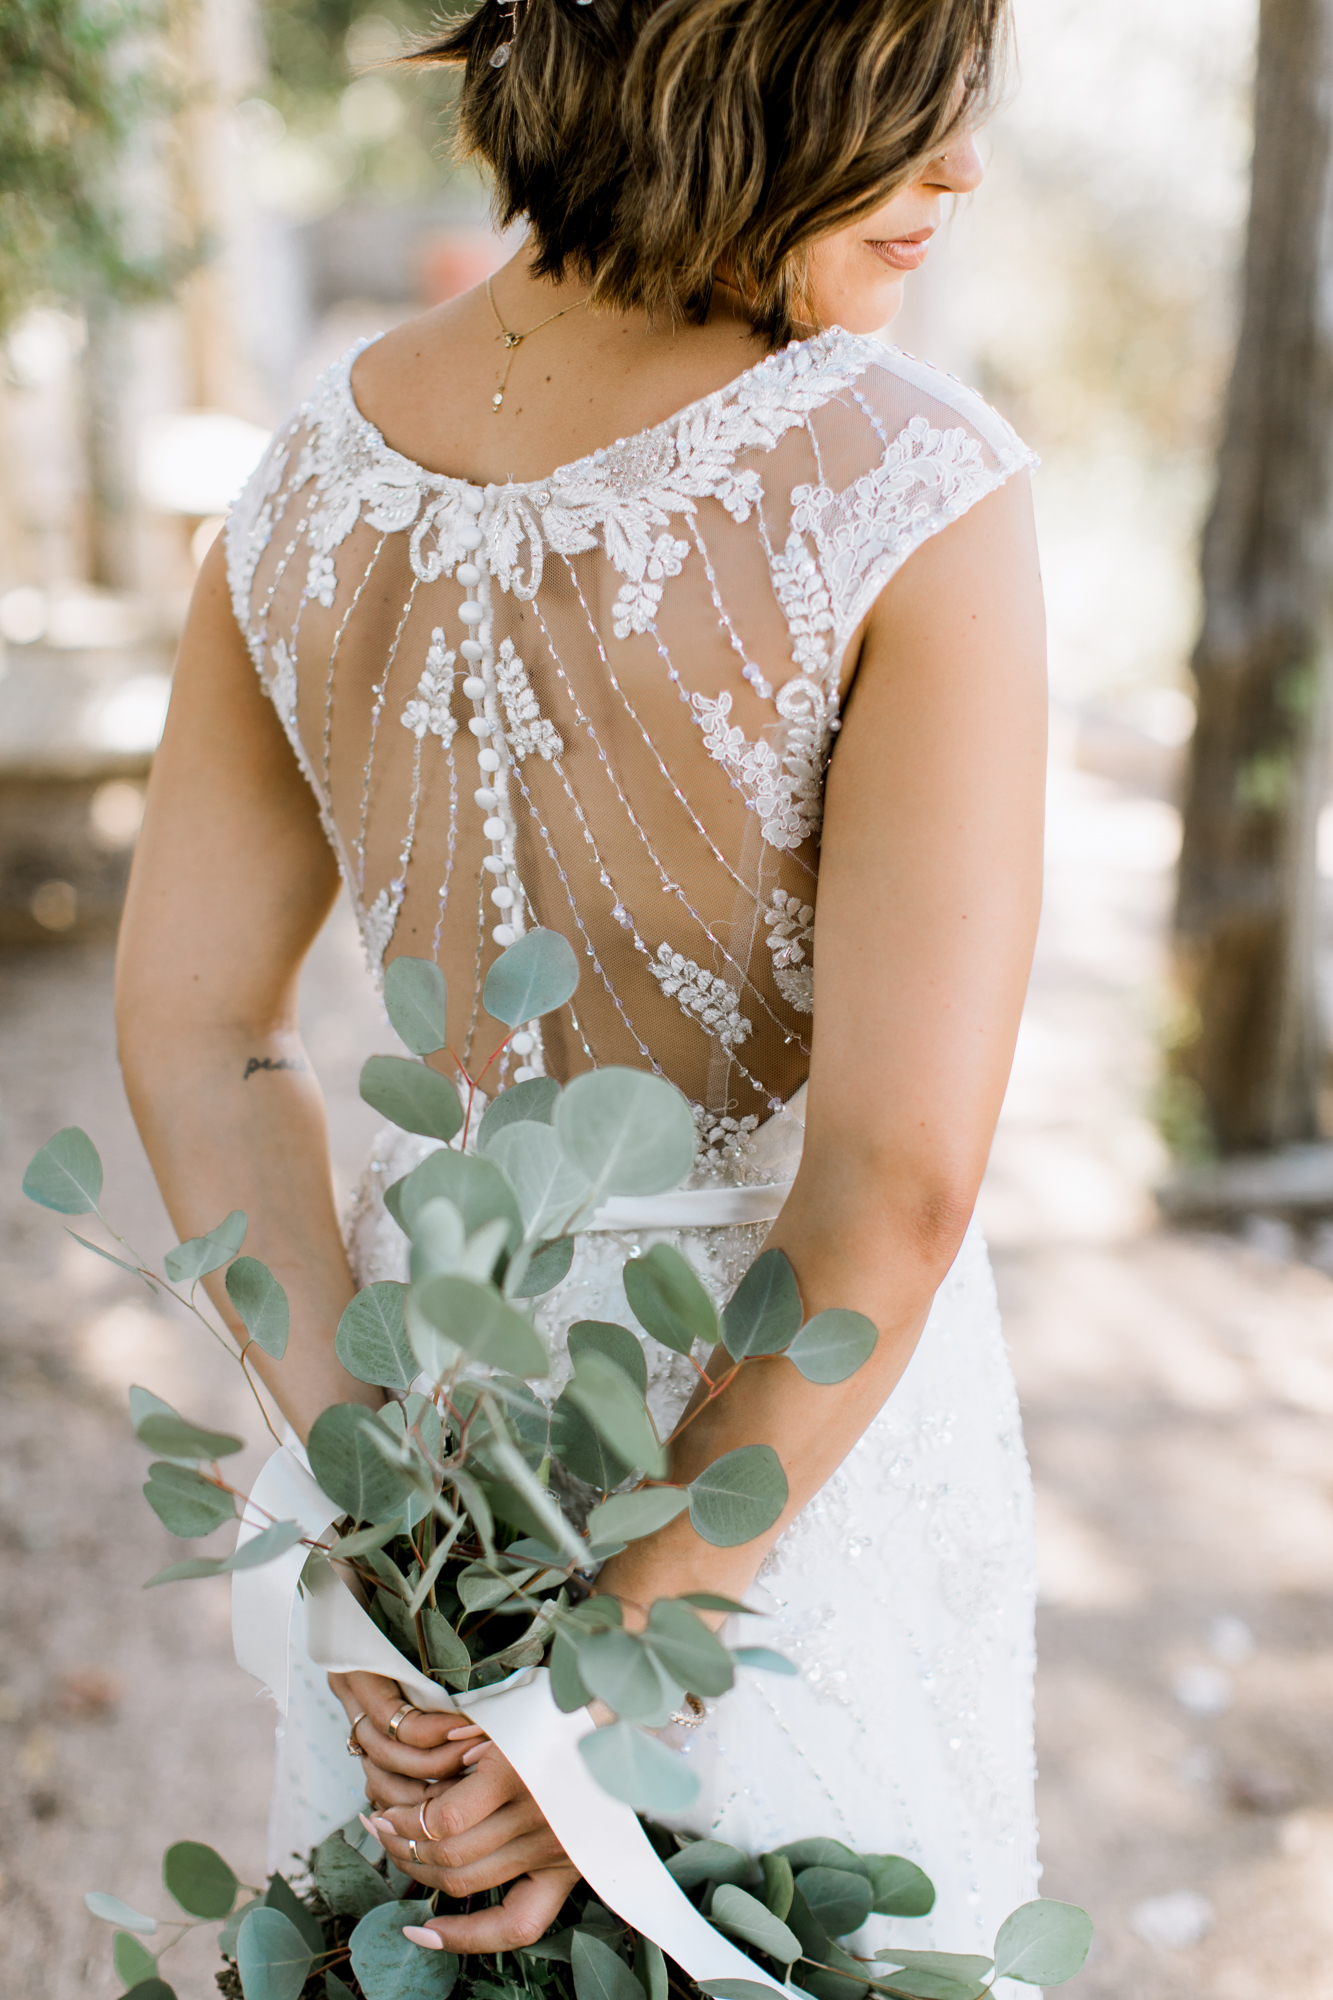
[243,1056,307,1081]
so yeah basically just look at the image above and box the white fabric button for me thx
[457,524,483,551]
[460,640,483,662]
[474,788,497,809]
[510,1030,535,1055]
[491,886,515,908]
[492,923,517,946]
[468,716,491,737]
[460,488,485,514]
[477,748,501,771]
[483,854,506,873]
[513,1064,540,1082]
[456,563,482,587]
[483,817,506,840]
[462,676,487,700]
[459,601,484,626]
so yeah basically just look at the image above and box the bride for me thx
[116,0,1046,1979]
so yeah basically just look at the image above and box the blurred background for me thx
[3,0,1333,1994]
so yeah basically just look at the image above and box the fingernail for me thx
[461,1745,485,1765]
[403,1926,446,1950]
[446,1724,484,1739]
[369,1814,395,1837]
[358,1813,377,1838]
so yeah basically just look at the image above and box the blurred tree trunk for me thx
[82,296,135,589]
[1173,0,1333,1153]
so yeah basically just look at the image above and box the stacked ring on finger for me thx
[346,1711,369,1757]
[387,1701,418,1741]
[409,1838,421,1865]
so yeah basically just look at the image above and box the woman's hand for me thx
[331,1671,579,1950]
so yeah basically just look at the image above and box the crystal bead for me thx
[468,716,491,738]
[491,886,515,908]
[459,600,484,625]
[483,817,506,839]
[477,748,501,771]
[474,788,497,809]
[462,676,487,699]
[456,562,482,587]
[492,923,518,946]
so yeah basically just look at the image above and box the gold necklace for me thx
[485,276,590,412]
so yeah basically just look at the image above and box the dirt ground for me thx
[1,750,1331,1999]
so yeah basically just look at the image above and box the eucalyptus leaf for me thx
[555,1068,697,1198]
[118,1982,177,2000]
[871,1954,993,1983]
[565,1350,666,1478]
[113,1933,158,1986]
[145,1517,304,1586]
[84,1892,157,1933]
[797,1866,873,1939]
[733,1647,796,1675]
[863,1855,935,1918]
[484,926,580,1027]
[577,1628,677,1723]
[406,1197,465,1280]
[412,1274,548,1377]
[225,1257,290,1359]
[548,1389,633,1491]
[571,1930,645,2000]
[688,1445,788,1547]
[487,1120,592,1238]
[483,1427,586,1562]
[507,1233,576,1297]
[67,1229,149,1282]
[709,1885,801,1964]
[236,1907,313,2000]
[548,1630,593,1712]
[327,1977,358,2000]
[336,1282,416,1392]
[314,1830,394,1920]
[991,1901,1093,1985]
[132,1393,243,1461]
[623,1243,717,1355]
[143,1462,236,1538]
[786,1308,877,1385]
[665,1840,752,1889]
[761,1851,795,1920]
[361,1054,463,1141]
[218,1895,263,1956]
[330,1519,406,1560]
[643,1599,734,1696]
[568,1319,648,1395]
[579,1718,699,1812]
[422,1606,472,1676]
[399,1148,522,1248]
[869,1970,987,2000]
[721,1249,802,1360]
[478,1075,561,1149]
[265,1870,328,1954]
[163,1209,246,1284]
[774,1841,871,1880]
[350,1898,460,1999]
[308,1403,420,1523]
[634,1934,669,2000]
[163,1840,237,1919]
[679,1591,752,1616]
[587,1487,688,1545]
[23,1125,102,1212]
[385,955,448,1055]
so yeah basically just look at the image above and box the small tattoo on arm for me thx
[243,1056,307,1081]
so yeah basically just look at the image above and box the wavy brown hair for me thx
[408,0,1008,348]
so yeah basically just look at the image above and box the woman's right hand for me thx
[330,1670,485,1809]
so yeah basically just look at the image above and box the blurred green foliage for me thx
[0,0,187,334]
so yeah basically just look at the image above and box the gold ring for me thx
[387,1701,417,1741]
[346,1711,369,1756]
[409,1837,421,1864]
[417,1800,432,1839]
[668,1693,706,1729]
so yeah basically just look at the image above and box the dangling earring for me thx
[490,0,521,68]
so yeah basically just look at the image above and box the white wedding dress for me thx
[224,326,1041,1980]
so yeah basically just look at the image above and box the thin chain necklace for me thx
[485,276,590,412]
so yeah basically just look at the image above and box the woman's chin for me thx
[814,276,907,336]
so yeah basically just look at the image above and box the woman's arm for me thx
[598,467,1047,1609]
[116,537,380,1439]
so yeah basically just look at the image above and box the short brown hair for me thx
[409,0,1008,347]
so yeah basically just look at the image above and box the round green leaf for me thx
[721,1249,802,1360]
[236,1906,314,2000]
[163,1840,237,1919]
[565,1350,666,1477]
[548,1630,593,1712]
[871,1950,993,1985]
[555,1068,697,1198]
[326,1976,358,2000]
[23,1126,103,1213]
[264,1870,327,1955]
[549,1389,634,1491]
[991,1900,1093,1985]
[400,1147,522,1246]
[163,1209,247,1284]
[774,1840,870,1879]
[225,1257,290,1360]
[336,1282,416,1391]
[84,1892,157,1933]
[571,1929,646,2000]
[688,1444,788,1547]
[576,1628,676,1722]
[643,1599,734,1696]
[508,1233,575,1297]
[360,1055,463,1142]
[411,1273,548,1377]
[477,1076,561,1149]
[709,1885,802,1964]
[786,1308,877,1385]
[143,1515,305,1588]
[761,1851,795,1919]
[119,1982,177,2000]
[385,955,448,1055]
[578,1718,699,1813]
[133,1406,243,1460]
[487,1120,592,1237]
[797,1866,873,1939]
[114,1933,158,1986]
[484,926,580,1028]
[350,1898,459,1998]
[314,1831,394,1920]
[568,1318,648,1394]
[143,1462,236,1538]
[623,1243,717,1355]
[863,1854,935,1917]
[587,1487,689,1545]
[308,1403,420,1523]
[665,1840,752,1889]
[732,1645,797,1675]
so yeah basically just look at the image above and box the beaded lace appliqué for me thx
[648,944,752,1052]
[764,890,815,1013]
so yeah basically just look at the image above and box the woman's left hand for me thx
[363,1735,579,1952]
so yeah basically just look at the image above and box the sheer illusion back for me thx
[226,328,1033,1167]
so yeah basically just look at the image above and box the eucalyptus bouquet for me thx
[91,1817,1092,2000]
[24,926,1093,2000]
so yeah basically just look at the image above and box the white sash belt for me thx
[585,1181,794,1231]
[233,1447,785,1992]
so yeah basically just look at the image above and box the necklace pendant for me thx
[503,331,522,350]
[492,390,504,410]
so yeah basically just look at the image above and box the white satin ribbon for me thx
[232,1446,786,1993]
[585,1182,794,1231]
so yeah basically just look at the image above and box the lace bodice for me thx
[226,329,1033,1160]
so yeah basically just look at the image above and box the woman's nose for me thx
[935,135,985,194]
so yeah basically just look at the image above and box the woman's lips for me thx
[867,233,934,272]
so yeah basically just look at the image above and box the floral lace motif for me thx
[495,638,563,761]
[400,629,458,744]
[764,889,815,1012]
[648,944,752,1052]
[690,678,834,852]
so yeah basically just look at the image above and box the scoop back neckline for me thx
[337,323,869,499]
